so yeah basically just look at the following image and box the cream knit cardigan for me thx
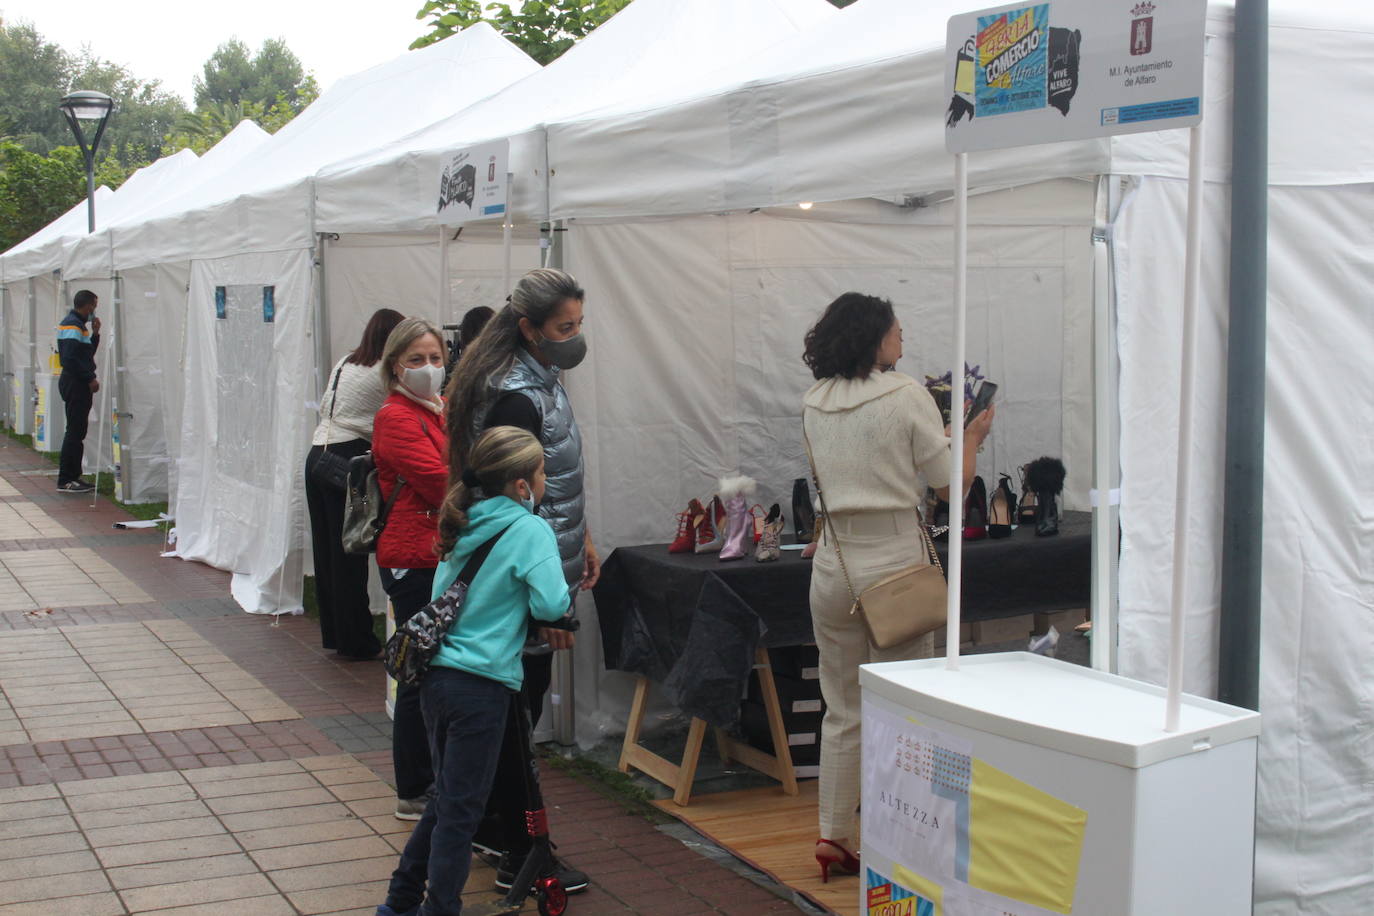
[802,371,951,515]
[311,357,390,446]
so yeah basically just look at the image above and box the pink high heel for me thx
[815,838,859,883]
[717,476,756,561]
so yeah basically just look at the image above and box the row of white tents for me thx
[1,1,1370,911]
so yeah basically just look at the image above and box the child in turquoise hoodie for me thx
[378,427,570,916]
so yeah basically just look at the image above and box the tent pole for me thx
[946,152,968,671]
[438,226,450,326]
[1165,124,1206,732]
[111,271,132,503]
[1090,179,1118,672]
[502,172,514,294]
[1217,0,1267,712]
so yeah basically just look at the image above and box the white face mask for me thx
[518,484,537,514]
[400,364,444,400]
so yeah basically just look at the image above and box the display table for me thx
[593,512,1091,804]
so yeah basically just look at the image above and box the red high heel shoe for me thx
[815,839,860,883]
[669,499,706,553]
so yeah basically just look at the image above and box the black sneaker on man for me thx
[57,479,95,493]
[494,851,588,895]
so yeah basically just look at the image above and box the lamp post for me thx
[57,90,115,234]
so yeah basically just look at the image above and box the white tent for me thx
[1,187,113,433]
[536,1,1374,912]
[57,122,274,503]
[78,25,539,614]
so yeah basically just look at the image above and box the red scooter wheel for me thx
[536,877,567,916]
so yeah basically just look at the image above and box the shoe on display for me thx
[988,474,1017,538]
[669,499,705,553]
[495,852,589,894]
[755,504,784,562]
[962,475,988,540]
[695,496,725,554]
[716,476,757,561]
[57,479,95,493]
[792,478,815,544]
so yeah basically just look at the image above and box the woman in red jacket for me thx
[372,316,450,820]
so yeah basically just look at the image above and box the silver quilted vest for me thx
[482,349,586,584]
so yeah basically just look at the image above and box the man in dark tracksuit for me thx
[55,289,101,493]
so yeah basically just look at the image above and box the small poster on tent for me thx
[945,0,1206,153]
[437,139,509,224]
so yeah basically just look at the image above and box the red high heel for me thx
[815,838,859,883]
[669,499,705,553]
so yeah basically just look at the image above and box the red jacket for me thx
[372,392,450,570]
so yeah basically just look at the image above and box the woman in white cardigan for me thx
[801,292,993,881]
[304,308,404,658]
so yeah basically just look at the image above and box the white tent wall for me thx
[2,279,29,430]
[323,234,441,363]
[1114,176,1374,914]
[115,262,191,503]
[175,250,314,614]
[559,180,1095,745]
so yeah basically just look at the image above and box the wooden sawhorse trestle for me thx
[618,647,800,806]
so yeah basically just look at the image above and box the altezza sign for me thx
[945,0,1206,153]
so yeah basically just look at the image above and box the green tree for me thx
[412,0,633,65]
[0,18,184,167]
[0,141,145,251]
[193,38,318,115]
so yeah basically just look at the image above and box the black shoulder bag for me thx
[311,363,353,490]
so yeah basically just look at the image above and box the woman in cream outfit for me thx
[801,292,993,880]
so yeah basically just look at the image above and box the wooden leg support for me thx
[618,649,800,807]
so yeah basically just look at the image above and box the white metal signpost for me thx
[940,1,1206,721]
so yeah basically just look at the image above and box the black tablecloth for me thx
[593,512,1091,728]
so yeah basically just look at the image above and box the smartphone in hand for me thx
[966,380,997,424]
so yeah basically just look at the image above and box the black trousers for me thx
[304,441,378,658]
[57,374,92,486]
[382,566,437,801]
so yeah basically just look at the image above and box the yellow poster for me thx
[968,760,1088,914]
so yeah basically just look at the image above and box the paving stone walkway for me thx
[0,438,814,916]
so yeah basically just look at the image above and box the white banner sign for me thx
[437,139,509,224]
[944,0,1206,153]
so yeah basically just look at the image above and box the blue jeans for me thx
[385,667,512,916]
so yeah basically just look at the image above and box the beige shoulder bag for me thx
[803,422,947,650]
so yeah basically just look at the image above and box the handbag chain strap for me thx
[322,361,345,453]
[801,420,944,618]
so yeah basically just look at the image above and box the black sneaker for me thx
[57,480,95,493]
[495,851,588,895]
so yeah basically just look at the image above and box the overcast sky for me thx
[1,0,427,103]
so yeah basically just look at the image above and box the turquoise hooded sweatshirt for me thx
[429,495,571,691]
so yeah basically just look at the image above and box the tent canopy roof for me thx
[545,0,1374,221]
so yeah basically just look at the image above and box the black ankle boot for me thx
[1036,491,1060,537]
[792,478,815,544]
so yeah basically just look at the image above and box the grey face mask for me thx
[536,331,587,370]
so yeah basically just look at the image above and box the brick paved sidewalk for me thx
[0,439,815,915]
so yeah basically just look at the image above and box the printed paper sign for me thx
[437,139,509,224]
[862,700,1088,916]
[945,0,1206,152]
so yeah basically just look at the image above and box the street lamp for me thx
[58,90,115,234]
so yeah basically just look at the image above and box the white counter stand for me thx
[859,652,1260,916]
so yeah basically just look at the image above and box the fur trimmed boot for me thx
[717,475,757,561]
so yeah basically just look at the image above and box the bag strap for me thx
[374,473,406,530]
[801,419,943,615]
[322,361,345,453]
[453,521,518,589]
